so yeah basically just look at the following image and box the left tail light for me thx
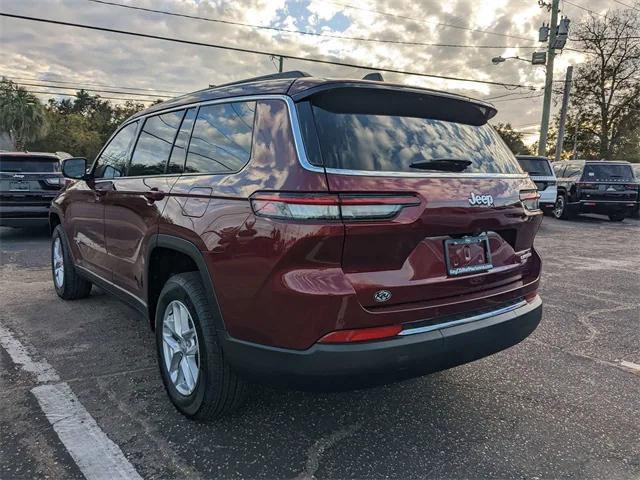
[520,190,541,211]
[250,192,420,221]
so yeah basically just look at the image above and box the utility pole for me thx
[278,56,284,73]
[554,65,573,162]
[538,0,560,156]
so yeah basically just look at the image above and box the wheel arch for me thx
[147,234,226,333]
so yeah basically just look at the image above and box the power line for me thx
[0,12,539,90]
[86,0,539,50]
[612,0,640,11]
[490,92,545,103]
[324,0,533,42]
[3,74,186,94]
[12,81,174,98]
[563,0,606,17]
[25,89,158,103]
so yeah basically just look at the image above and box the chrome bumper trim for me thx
[398,299,529,336]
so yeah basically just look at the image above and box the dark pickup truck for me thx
[551,160,638,221]
[0,152,65,227]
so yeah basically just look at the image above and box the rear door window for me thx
[128,110,185,176]
[517,157,553,176]
[0,156,59,172]
[94,122,138,179]
[184,101,256,174]
[308,89,521,175]
[582,163,634,181]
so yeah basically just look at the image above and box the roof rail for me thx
[216,70,311,89]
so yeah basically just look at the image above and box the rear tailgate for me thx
[578,163,637,203]
[305,86,541,309]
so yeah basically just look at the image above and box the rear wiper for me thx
[409,158,472,172]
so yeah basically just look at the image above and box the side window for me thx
[128,110,185,176]
[565,164,582,178]
[167,108,197,174]
[552,163,566,177]
[94,122,138,179]
[185,101,256,174]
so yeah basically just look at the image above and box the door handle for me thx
[143,188,166,202]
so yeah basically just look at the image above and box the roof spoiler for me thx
[362,72,384,81]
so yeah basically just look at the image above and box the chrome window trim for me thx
[115,94,528,180]
[398,299,528,336]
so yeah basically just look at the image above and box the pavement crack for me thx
[295,423,361,480]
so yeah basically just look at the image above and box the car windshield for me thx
[309,89,521,175]
[582,163,633,181]
[0,156,60,173]
[517,157,553,176]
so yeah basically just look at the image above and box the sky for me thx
[0,0,619,144]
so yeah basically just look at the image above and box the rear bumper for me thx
[223,295,542,389]
[539,187,557,207]
[0,204,51,227]
[572,200,637,215]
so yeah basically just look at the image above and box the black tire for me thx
[155,272,247,421]
[51,225,92,300]
[608,212,625,222]
[553,194,573,220]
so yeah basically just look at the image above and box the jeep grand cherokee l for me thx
[1,152,64,227]
[552,160,638,221]
[50,72,543,420]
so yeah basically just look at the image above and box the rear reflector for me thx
[524,291,538,302]
[318,325,402,344]
[625,184,639,190]
[250,192,420,221]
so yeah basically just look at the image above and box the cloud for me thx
[0,0,611,144]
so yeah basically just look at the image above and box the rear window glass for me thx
[582,163,634,180]
[517,157,553,176]
[309,91,520,175]
[0,156,59,173]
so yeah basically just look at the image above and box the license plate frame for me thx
[9,181,29,192]
[444,234,493,277]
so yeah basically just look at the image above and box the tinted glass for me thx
[552,163,566,176]
[311,107,521,174]
[185,101,256,174]
[517,157,553,176]
[582,163,634,180]
[167,108,197,174]
[564,164,582,178]
[94,122,138,179]
[0,156,59,172]
[129,110,184,176]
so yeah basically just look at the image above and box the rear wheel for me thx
[155,272,247,421]
[51,225,92,300]
[553,194,573,220]
[608,212,625,222]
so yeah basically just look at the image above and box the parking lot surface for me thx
[1,215,639,479]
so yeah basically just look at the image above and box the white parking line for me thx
[0,323,143,480]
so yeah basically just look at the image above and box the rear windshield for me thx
[517,157,553,176]
[308,90,521,175]
[0,156,60,173]
[582,163,633,181]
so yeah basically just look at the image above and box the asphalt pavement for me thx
[1,215,639,479]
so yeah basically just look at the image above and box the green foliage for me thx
[0,79,48,150]
[30,91,147,160]
[493,123,532,155]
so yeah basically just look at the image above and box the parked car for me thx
[552,160,638,221]
[0,152,65,227]
[50,71,544,420]
[516,155,557,213]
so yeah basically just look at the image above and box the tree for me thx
[493,123,532,155]
[0,79,48,150]
[567,7,640,160]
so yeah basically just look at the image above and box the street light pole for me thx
[555,66,573,162]
[538,0,560,156]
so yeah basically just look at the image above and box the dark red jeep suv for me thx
[50,72,543,420]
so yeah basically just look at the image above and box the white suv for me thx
[516,155,557,212]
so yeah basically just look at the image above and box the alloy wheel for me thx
[162,300,201,396]
[553,196,565,219]
[53,237,65,288]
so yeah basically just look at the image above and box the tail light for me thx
[318,324,402,343]
[625,184,639,190]
[250,192,420,221]
[577,182,596,189]
[519,190,541,211]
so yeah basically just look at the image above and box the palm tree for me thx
[0,79,48,150]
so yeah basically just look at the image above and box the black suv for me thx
[552,160,638,221]
[0,152,65,227]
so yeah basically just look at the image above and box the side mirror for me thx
[61,157,90,180]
